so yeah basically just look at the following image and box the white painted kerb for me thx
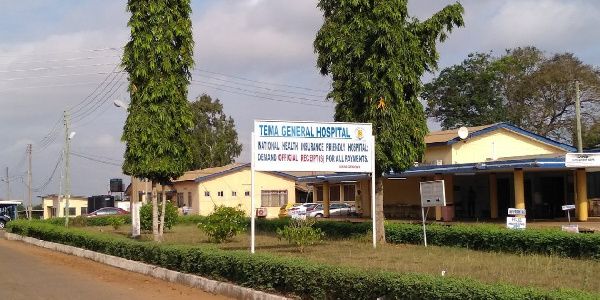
[5,233,290,300]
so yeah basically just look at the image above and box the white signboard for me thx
[506,217,526,230]
[253,120,373,172]
[561,224,579,233]
[508,208,526,215]
[562,204,576,210]
[565,153,600,168]
[419,180,446,207]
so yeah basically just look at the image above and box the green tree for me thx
[198,205,247,243]
[140,201,179,232]
[314,0,464,242]
[423,52,506,129]
[188,94,242,170]
[424,47,600,146]
[121,0,194,241]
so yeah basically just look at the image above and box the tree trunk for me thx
[152,182,159,242]
[375,176,386,244]
[159,185,167,240]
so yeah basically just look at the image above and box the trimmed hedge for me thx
[42,215,131,227]
[385,223,600,260]
[6,220,596,299]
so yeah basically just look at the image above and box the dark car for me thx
[86,207,130,217]
[0,215,10,229]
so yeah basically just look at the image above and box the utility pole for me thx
[28,144,32,220]
[64,110,71,227]
[575,81,583,153]
[57,149,65,218]
[5,167,9,201]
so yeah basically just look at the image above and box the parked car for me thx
[0,215,10,229]
[278,203,299,218]
[286,203,319,217]
[86,207,130,217]
[308,203,356,218]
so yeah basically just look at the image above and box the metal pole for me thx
[422,207,428,247]
[64,110,71,227]
[371,136,376,248]
[5,167,9,201]
[58,149,64,218]
[575,81,583,153]
[28,144,32,220]
[250,132,256,253]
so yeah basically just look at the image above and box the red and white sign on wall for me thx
[253,120,373,172]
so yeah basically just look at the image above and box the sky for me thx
[1,0,600,204]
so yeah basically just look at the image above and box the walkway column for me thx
[514,169,525,216]
[489,173,498,219]
[443,174,454,221]
[434,174,443,220]
[576,168,588,221]
[323,182,330,217]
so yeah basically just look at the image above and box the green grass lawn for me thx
[86,224,599,294]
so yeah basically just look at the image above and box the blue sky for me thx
[1,0,600,203]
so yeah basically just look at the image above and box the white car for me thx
[308,203,356,218]
[286,203,319,217]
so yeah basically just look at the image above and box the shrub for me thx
[6,220,598,300]
[68,216,88,227]
[108,216,125,230]
[140,201,178,232]
[277,218,325,253]
[198,205,247,243]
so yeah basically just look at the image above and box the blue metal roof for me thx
[297,172,371,183]
[386,157,568,177]
[428,123,577,152]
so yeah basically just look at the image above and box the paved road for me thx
[0,232,233,300]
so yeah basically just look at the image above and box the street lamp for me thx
[113,99,141,238]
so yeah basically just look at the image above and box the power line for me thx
[0,54,120,66]
[0,79,128,93]
[33,150,64,193]
[0,62,118,74]
[71,152,122,167]
[191,81,334,108]
[192,79,328,103]
[0,47,119,58]
[71,72,127,124]
[0,70,122,82]
[194,68,331,93]
[191,72,328,98]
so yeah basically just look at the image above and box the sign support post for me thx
[421,207,428,247]
[250,132,256,254]
[370,136,376,248]
[419,180,446,247]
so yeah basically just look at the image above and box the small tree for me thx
[198,205,247,243]
[140,201,178,232]
[277,218,325,253]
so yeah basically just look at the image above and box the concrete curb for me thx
[5,233,290,300]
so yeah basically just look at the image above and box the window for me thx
[245,191,250,197]
[316,186,323,202]
[177,192,184,207]
[261,190,288,207]
[232,191,237,197]
[64,207,76,216]
[217,191,224,197]
[343,185,356,202]
[330,185,340,201]
[315,186,340,202]
[188,192,192,207]
[204,191,210,197]
[80,207,87,215]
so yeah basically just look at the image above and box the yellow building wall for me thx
[171,181,201,214]
[383,177,424,218]
[451,129,566,164]
[192,168,296,218]
[42,196,88,219]
[424,146,452,166]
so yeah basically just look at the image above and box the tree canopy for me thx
[314,0,464,175]
[121,0,194,185]
[423,46,600,147]
[314,0,464,242]
[188,94,242,170]
[120,0,194,241]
